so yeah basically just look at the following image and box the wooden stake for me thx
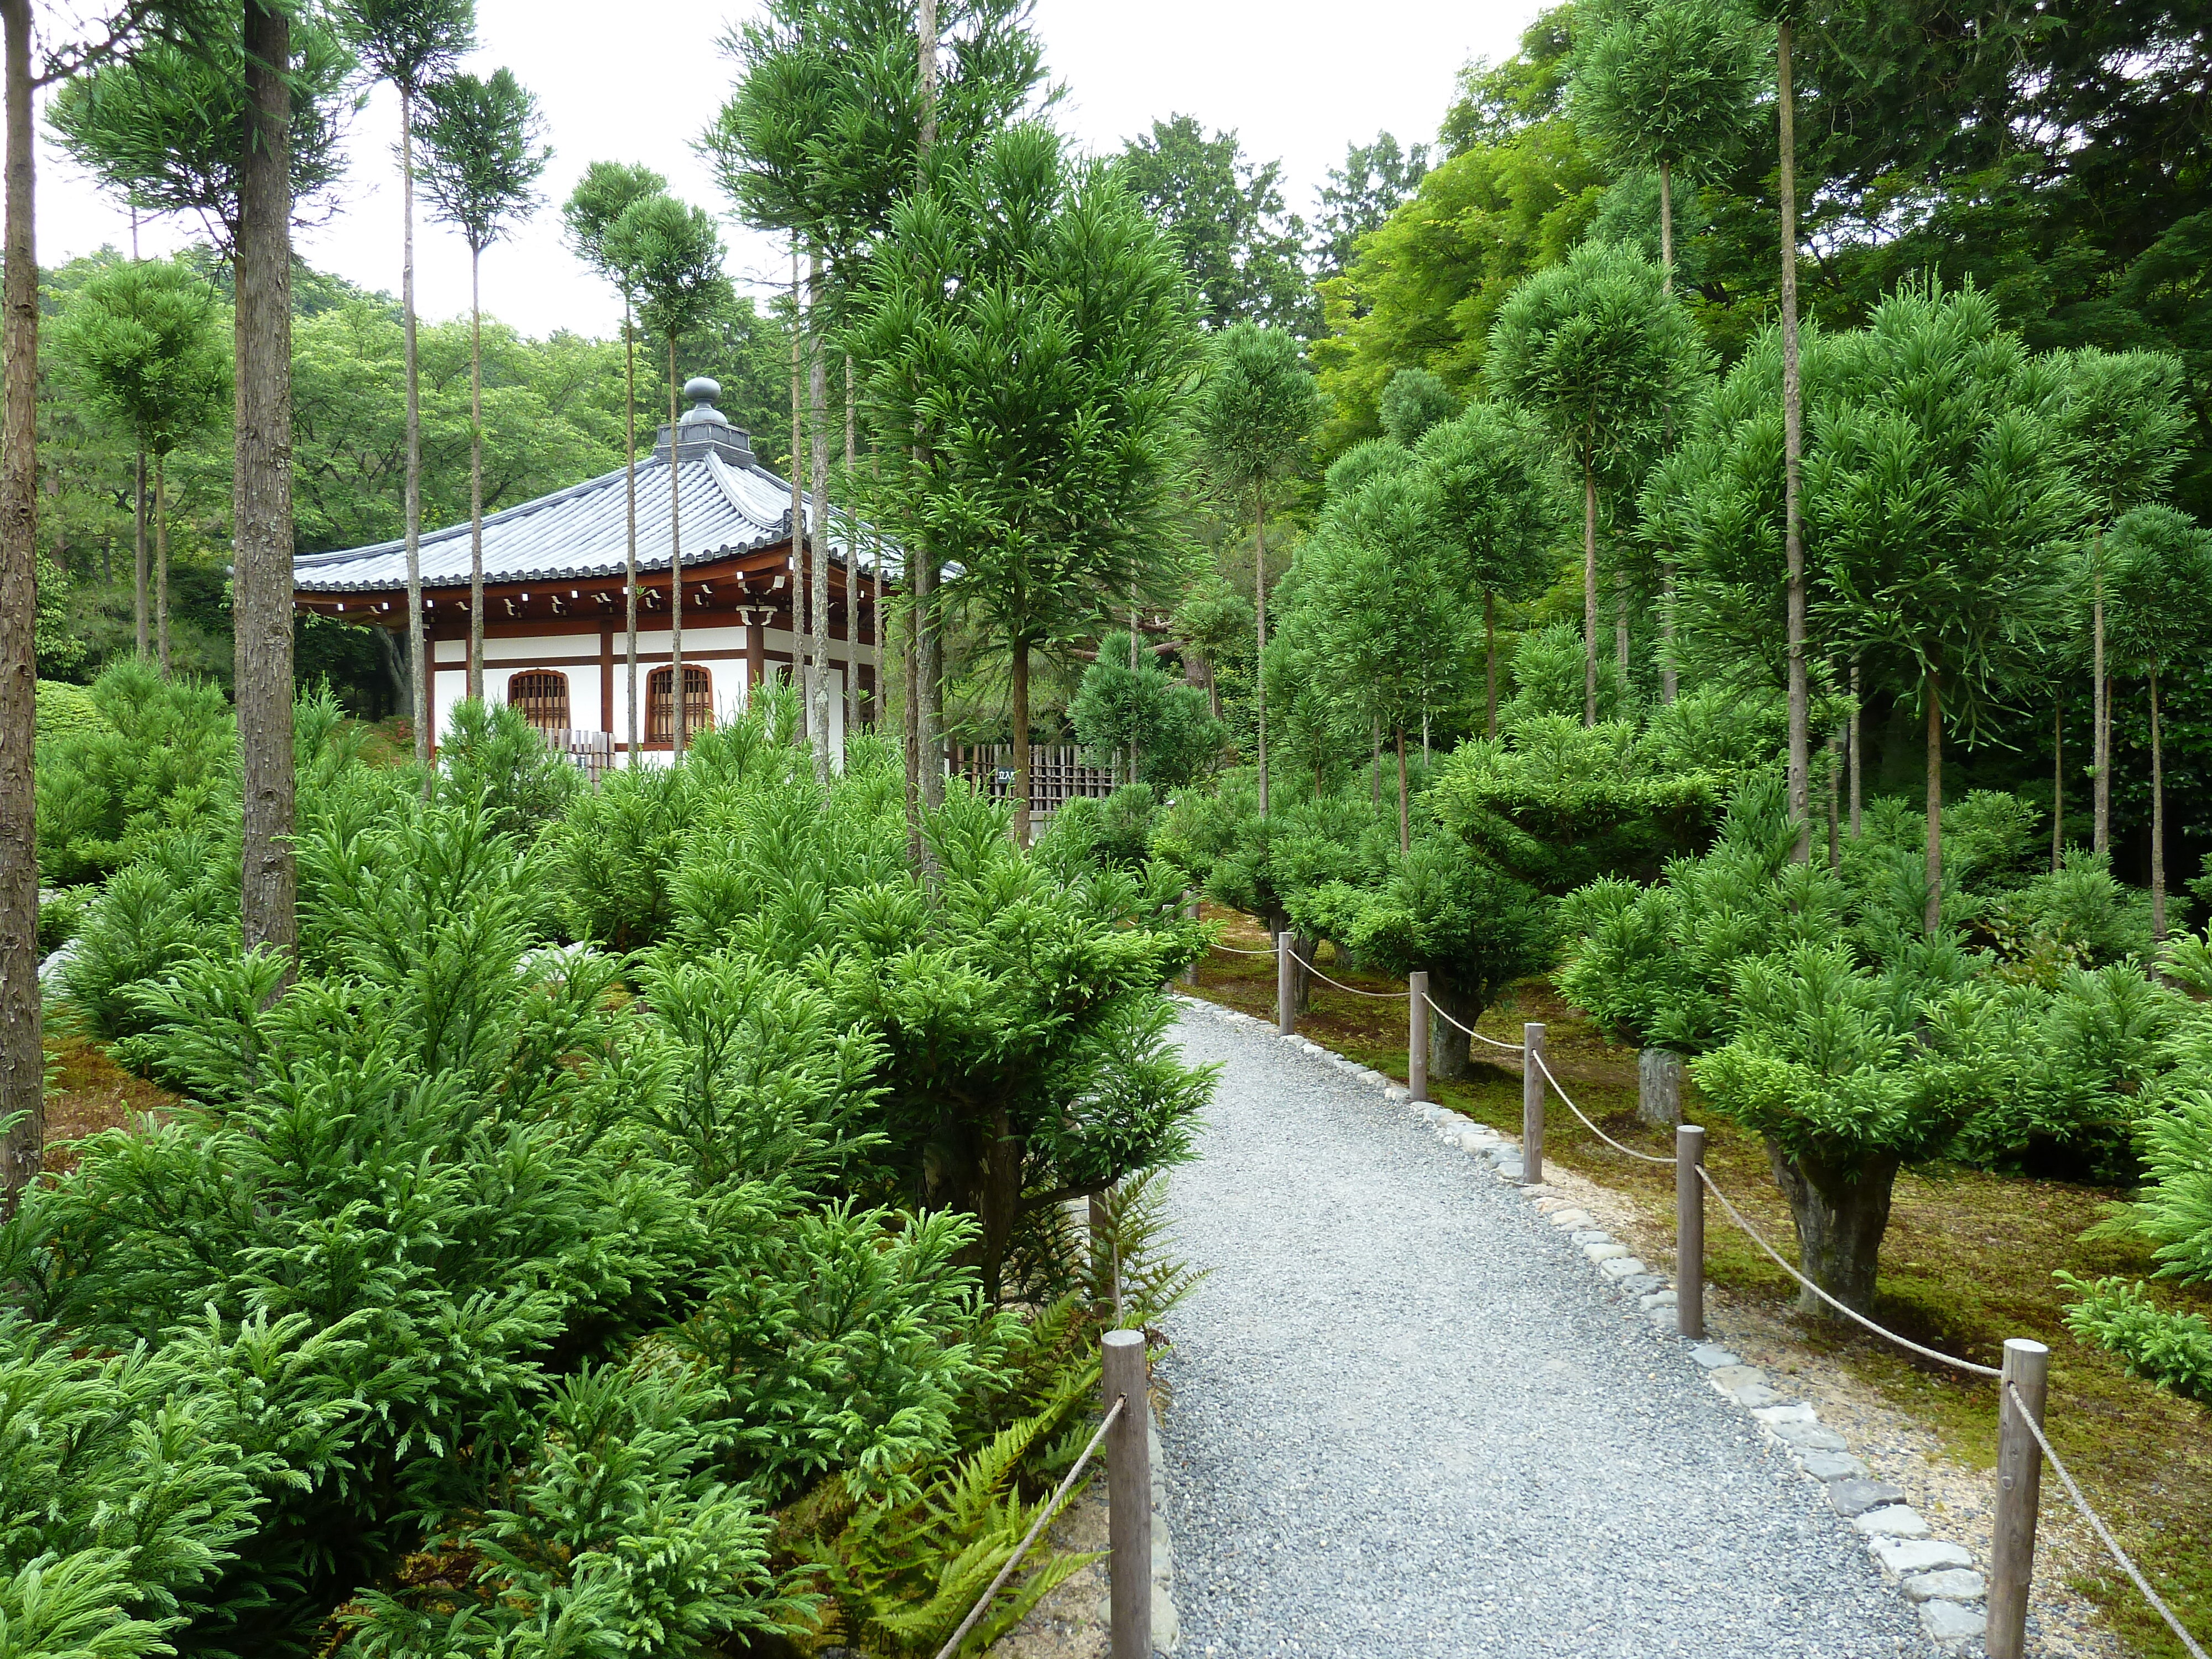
[1102,1328,1152,1659]
[1987,1338,2051,1659]
[1676,1124,1705,1339]
[1408,970,1430,1103]
[1522,1022,1546,1185]
[1276,932,1294,1036]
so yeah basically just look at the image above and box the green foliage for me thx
[1484,237,1707,490]
[852,127,1201,687]
[1290,831,1555,1025]
[1377,367,1459,446]
[1117,116,1317,333]
[436,697,579,844]
[1034,786,1161,877]
[1314,131,1430,279]
[2057,1276,2212,1406]
[2104,504,2212,682]
[46,15,359,249]
[34,681,106,746]
[611,195,732,351]
[1566,0,1759,182]
[1195,321,1319,512]
[412,67,552,256]
[1068,653,1224,793]
[1414,401,1571,608]
[36,888,93,957]
[1323,439,1412,502]
[35,660,236,886]
[49,256,228,462]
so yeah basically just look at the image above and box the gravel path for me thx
[1157,999,1931,1658]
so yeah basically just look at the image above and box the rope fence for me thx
[1421,992,1528,1051]
[1693,1166,2002,1377]
[2009,1383,2210,1659]
[1529,1048,1677,1166]
[1286,945,1411,999]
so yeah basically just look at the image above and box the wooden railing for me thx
[946,743,1117,817]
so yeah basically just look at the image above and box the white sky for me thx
[36,0,1543,340]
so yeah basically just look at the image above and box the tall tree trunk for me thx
[237,0,298,961]
[1370,712,1381,806]
[2151,666,2166,942]
[2093,550,2109,856]
[1657,156,1673,290]
[1924,667,1943,940]
[1254,481,1269,815]
[2052,699,2064,873]
[1484,588,1499,738]
[1395,724,1408,852]
[1581,462,1597,726]
[133,447,148,655]
[467,244,484,703]
[847,353,860,735]
[1428,973,1481,1081]
[1765,1138,1900,1319]
[1779,18,1809,864]
[1010,643,1031,846]
[400,92,427,770]
[914,0,942,819]
[1826,730,1840,871]
[977,1102,1018,1307]
[1,0,41,1207]
[154,453,168,671]
[1660,562,1677,703]
[1614,579,1629,685]
[807,252,831,782]
[623,298,639,766]
[789,243,805,744]
[1848,658,1861,838]
[669,338,686,754]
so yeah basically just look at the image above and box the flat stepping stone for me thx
[1707,1365,1766,1393]
[1569,1229,1612,1245]
[1902,1569,1985,1604]
[1828,1479,1907,1517]
[1798,1450,1863,1481]
[1770,1420,1850,1452]
[1688,1344,1739,1368]
[1852,1505,1931,1539]
[1639,1289,1677,1311]
[1919,1600,1987,1646]
[1547,1208,1594,1229]
[1870,1538,1972,1577]
[1597,1256,1649,1281]
[1583,1241,1629,1262]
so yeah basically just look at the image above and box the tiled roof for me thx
[293,385,892,595]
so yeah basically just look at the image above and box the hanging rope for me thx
[931,1394,1128,1659]
[1285,945,1411,999]
[1528,1049,1676,1165]
[1694,1167,2001,1377]
[1421,993,1528,1051]
[2007,1384,2210,1659]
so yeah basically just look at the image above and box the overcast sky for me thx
[37,0,1544,340]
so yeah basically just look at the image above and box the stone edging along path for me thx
[1172,993,1994,1656]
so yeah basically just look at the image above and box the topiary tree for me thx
[1195,321,1319,817]
[1486,241,1705,725]
[608,193,732,755]
[1069,641,1224,793]
[1567,0,1759,288]
[1293,832,1554,1079]
[1811,283,2083,939]
[414,66,551,705]
[1377,365,1459,446]
[1415,402,1570,734]
[849,126,1199,846]
[2103,504,2212,942]
[562,160,667,768]
[49,257,227,674]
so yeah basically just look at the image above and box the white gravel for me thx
[1156,1001,1932,1657]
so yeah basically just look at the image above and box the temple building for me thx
[292,377,888,765]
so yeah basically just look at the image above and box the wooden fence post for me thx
[1408,970,1430,1103]
[1676,1123,1705,1339]
[1102,1328,1152,1659]
[1276,932,1295,1036]
[1987,1338,2051,1659]
[1521,1021,1546,1186]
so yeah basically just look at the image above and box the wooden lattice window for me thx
[648,665,713,743]
[507,670,570,733]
